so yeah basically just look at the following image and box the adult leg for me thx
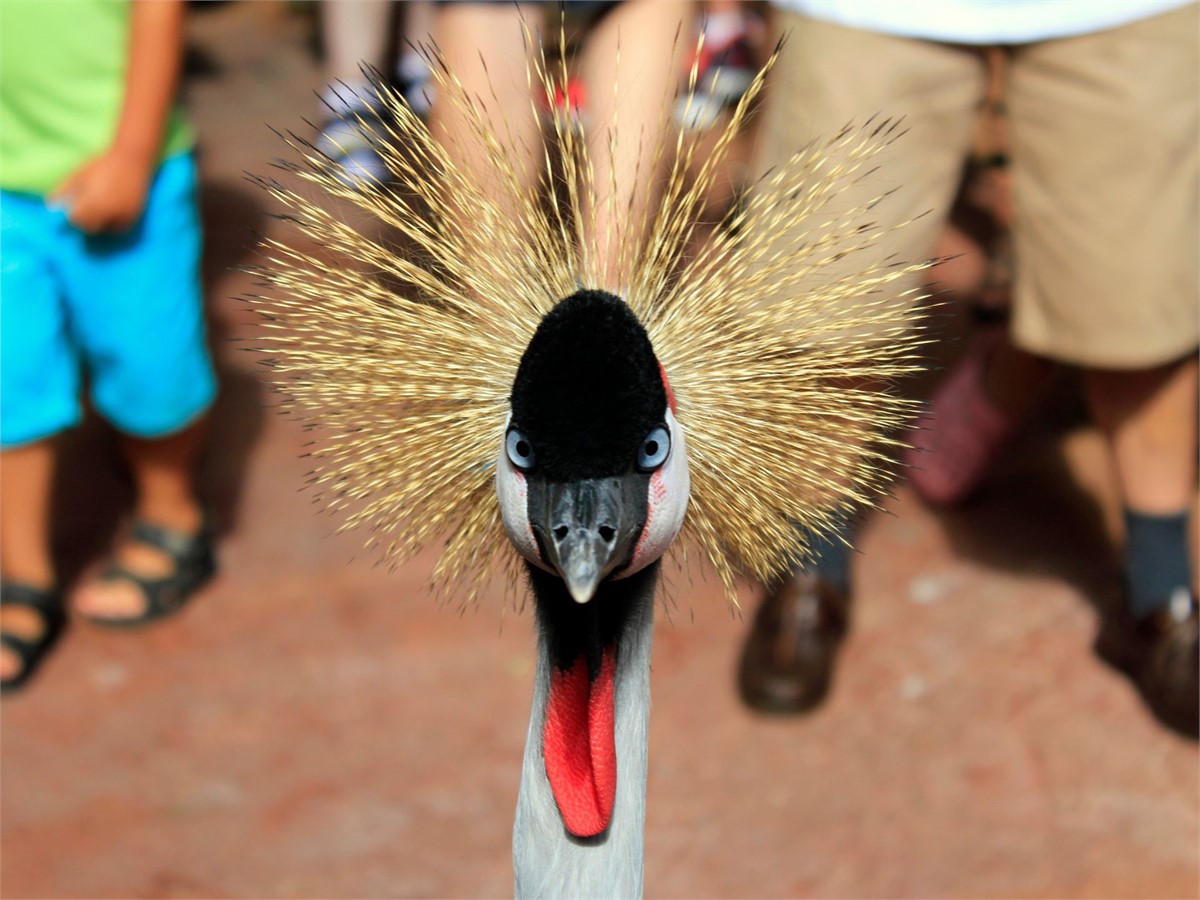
[1086,356,1197,611]
[1007,5,1199,733]
[1007,7,1199,570]
[739,14,985,712]
[1087,357,1198,737]
[1086,360,1198,524]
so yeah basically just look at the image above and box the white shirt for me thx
[776,0,1195,44]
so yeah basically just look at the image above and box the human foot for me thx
[738,570,850,714]
[74,512,216,627]
[1,582,65,693]
[315,93,391,190]
[1097,588,1198,739]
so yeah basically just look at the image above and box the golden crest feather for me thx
[250,25,930,606]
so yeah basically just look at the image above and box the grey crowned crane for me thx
[500,290,687,896]
[252,35,928,900]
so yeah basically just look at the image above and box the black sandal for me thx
[1,582,66,694]
[83,516,217,629]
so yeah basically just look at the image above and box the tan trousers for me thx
[759,5,1199,369]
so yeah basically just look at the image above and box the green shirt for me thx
[0,0,193,196]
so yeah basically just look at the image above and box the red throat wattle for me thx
[542,648,618,837]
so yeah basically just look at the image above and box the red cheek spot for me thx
[632,468,666,565]
[658,362,676,414]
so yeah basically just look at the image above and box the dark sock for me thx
[1122,509,1192,618]
[796,513,853,591]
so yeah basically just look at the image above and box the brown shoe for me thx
[1097,588,1198,739]
[738,571,849,714]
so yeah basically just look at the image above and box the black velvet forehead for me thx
[511,290,666,483]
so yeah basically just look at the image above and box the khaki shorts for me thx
[759,5,1199,369]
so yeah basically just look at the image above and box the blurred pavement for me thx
[2,3,1197,898]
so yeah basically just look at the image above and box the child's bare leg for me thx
[73,420,206,619]
[1,441,56,680]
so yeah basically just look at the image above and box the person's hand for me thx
[49,150,153,235]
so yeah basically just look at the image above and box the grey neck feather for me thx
[513,577,656,899]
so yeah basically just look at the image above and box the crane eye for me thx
[637,426,670,471]
[506,429,536,470]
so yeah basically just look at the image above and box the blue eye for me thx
[506,429,535,470]
[637,426,670,471]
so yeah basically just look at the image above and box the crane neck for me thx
[513,563,658,899]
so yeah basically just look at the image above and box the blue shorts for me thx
[1,152,217,448]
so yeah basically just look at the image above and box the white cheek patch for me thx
[495,415,554,572]
[622,408,689,576]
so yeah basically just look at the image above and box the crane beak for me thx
[559,534,610,604]
[530,476,644,604]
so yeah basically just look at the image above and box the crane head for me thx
[495,289,689,837]
[496,289,689,598]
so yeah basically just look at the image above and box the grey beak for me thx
[530,477,643,604]
[559,532,610,604]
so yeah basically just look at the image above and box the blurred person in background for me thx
[315,0,434,189]
[676,0,767,130]
[739,0,1199,736]
[0,0,218,692]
